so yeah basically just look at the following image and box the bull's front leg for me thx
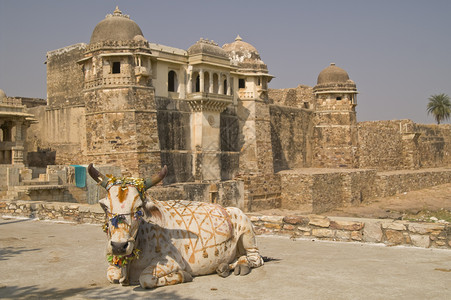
[139,263,193,289]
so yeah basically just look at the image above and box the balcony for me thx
[185,92,233,112]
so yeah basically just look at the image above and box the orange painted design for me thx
[117,186,129,203]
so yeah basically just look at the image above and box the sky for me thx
[0,0,450,124]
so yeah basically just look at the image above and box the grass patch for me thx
[403,208,451,223]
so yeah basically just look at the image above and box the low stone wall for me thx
[374,168,451,198]
[279,168,451,213]
[1,200,449,250]
[250,214,450,249]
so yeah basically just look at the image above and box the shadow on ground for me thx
[1,284,198,300]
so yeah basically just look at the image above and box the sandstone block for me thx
[283,215,309,225]
[408,223,445,234]
[385,229,404,245]
[283,224,295,231]
[410,234,430,248]
[382,222,406,231]
[264,223,281,230]
[308,215,330,228]
[351,231,362,241]
[261,216,284,223]
[330,220,364,231]
[363,222,383,243]
[435,240,446,247]
[335,230,351,240]
[312,228,335,238]
[297,226,310,232]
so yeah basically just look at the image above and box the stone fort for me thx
[1,7,451,213]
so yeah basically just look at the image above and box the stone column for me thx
[209,72,213,93]
[226,75,231,96]
[199,69,204,93]
[218,74,224,95]
[187,69,192,94]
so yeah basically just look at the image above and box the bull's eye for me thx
[110,214,127,228]
[134,209,143,219]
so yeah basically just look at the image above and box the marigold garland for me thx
[107,249,141,267]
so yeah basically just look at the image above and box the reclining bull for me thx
[88,164,264,289]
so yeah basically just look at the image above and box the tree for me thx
[427,93,451,124]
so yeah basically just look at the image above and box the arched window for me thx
[223,79,227,95]
[168,70,178,92]
[195,73,200,92]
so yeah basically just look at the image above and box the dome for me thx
[90,7,144,44]
[0,89,6,102]
[222,35,259,55]
[222,35,263,63]
[187,38,228,59]
[317,63,350,84]
[222,35,267,71]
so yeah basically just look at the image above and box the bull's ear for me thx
[143,201,164,226]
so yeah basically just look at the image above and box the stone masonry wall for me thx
[279,169,377,213]
[358,120,451,171]
[270,105,313,172]
[415,124,451,168]
[236,173,281,212]
[1,201,449,249]
[279,168,451,213]
[46,44,86,107]
[268,85,314,109]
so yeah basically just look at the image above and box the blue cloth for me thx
[70,165,86,188]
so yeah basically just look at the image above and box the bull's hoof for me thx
[216,263,230,278]
[181,270,193,282]
[233,264,251,276]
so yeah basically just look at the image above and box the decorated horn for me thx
[144,165,167,190]
[87,163,109,188]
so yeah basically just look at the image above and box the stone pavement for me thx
[1,217,450,299]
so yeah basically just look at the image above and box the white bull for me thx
[88,164,264,289]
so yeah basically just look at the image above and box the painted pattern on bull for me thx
[88,164,264,289]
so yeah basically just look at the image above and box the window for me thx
[112,62,121,74]
[168,70,177,92]
[336,96,342,101]
[195,74,200,92]
[257,77,261,86]
[239,78,245,89]
[223,79,227,94]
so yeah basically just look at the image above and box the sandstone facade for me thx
[2,7,451,214]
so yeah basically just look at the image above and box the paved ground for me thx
[1,217,451,300]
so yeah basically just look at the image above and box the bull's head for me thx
[88,164,167,257]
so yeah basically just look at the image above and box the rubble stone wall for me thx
[46,44,86,107]
[237,173,282,212]
[268,85,314,109]
[1,201,449,249]
[358,120,451,170]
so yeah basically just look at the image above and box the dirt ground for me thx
[258,183,451,221]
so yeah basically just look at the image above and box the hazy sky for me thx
[1,0,450,124]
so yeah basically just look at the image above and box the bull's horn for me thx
[144,165,167,190]
[87,163,109,188]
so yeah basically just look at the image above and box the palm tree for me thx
[427,93,451,124]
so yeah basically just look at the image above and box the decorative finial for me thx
[114,6,122,15]
[235,35,242,41]
[330,62,336,66]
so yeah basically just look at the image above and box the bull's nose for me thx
[111,241,129,255]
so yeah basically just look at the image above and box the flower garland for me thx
[105,175,146,199]
[107,248,141,267]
